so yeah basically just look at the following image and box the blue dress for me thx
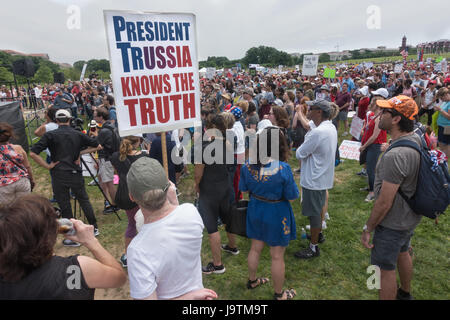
[239,161,299,247]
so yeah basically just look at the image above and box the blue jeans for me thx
[366,143,382,192]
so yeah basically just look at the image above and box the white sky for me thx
[1,0,449,65]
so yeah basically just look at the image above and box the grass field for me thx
[26,112,449,300]
[321,53,450,67]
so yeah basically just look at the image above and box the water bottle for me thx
[301,227,307,239]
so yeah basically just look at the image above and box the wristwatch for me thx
[363,225,371,233]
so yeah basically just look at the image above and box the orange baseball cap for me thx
[376,95,418,120]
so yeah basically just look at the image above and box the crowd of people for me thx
[0,59,449,300]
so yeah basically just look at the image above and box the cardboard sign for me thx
[339,140,361,161]
[206,67,215,80]
[104,11,201,136]
[323,68,336,79]
[394,64,403,74]
[349,116,364,140]
[302,55,319,76]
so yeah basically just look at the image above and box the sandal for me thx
[246,277,269,289]
[274,288,297,300]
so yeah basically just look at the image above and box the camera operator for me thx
[30,109,100,247]
[51,88,73,111]
[90,107,118,214]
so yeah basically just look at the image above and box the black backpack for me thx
[103,123,121,156]
[386,139,450,219]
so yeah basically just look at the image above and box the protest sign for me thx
[349,116,364,140]
[104,11,201,136]
[302,55,319,76]
[436,56,444,63]
[295,65,299,71]
[434,63,442,72]
[426,57,432,64]
[80,63,88,81]
[206,67,215,80]
[441,59,448,73]
[339,140,361,161]
[363,62,374,69]
[323,68,336,79]
[394,64,403,74]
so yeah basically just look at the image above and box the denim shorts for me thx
[371,225,414,271]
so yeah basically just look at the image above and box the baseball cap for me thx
[55,109,71,119]
[127,157,170,201]
[371,88,389,99]
[229,106,243,120]
[256,119,273,135]
[376,95,418,120]
[320,85,330,91]
[306,99,331,113]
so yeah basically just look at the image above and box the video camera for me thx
[70,117,84,132]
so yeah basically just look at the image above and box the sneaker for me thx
[202,262,226,274]
[396,288,414,300]
[103,206,115,214]
[356,170,367,177]
[120,254,127,268]
[221,244,240,255]
[306,221,327,230]
[325,212,330,220]
[88,178,99,186]
[294,246,320,259]
[62,239,81,247]
[365,193,375,202]
[94,228,100,237]
[306,232,326,243]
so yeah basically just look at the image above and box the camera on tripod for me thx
[70,117,84,131]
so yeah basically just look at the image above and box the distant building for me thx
[328,51,352,61]
[1,49,50,60]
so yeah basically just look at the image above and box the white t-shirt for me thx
[34,87,42,99]
[296,120,337,190]
[45,122,58,157]
[127,203,204,300]
[231,121,245,155]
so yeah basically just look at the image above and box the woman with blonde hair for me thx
[110,135,148,268]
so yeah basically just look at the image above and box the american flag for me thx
[401,48,408,65]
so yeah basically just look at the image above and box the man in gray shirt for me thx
[361,95,421,300]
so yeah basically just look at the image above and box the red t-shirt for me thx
[361,114,387,145]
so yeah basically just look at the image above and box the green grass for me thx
[28,114,449,300]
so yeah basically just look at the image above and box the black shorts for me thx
[371,225,414,271]
[198,191,231,234]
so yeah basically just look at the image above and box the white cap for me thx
[55,109,71,119]
[371,88,389,99]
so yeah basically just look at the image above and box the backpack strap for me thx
[385,139,421,202]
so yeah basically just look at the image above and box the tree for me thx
[0,66,13,82]
[34,65,53,84]
[319,53,331,63]
[73,60,86,71]
[63,68,81,82]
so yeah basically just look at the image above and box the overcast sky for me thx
[1,0,449,65]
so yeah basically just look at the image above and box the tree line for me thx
[0,51,111,86]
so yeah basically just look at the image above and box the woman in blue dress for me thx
[239,127,299,300]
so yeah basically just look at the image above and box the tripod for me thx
[79,153,121,221]
[24,79,44,147]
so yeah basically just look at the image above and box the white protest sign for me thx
[339,140,361,160]
[302,55,319,76]
[349,116,364,140]
[79,63,88,81]
[364,62,374,69]
[295,65,299,71]
[104,10,201,136]
[442,59,448,73]
[206,67,215,79]
[426,58,432,64]
[394,64,403,74]
[434,63,442,72]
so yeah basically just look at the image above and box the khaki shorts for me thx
[98,159,114,183]
[0,178,31,204]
